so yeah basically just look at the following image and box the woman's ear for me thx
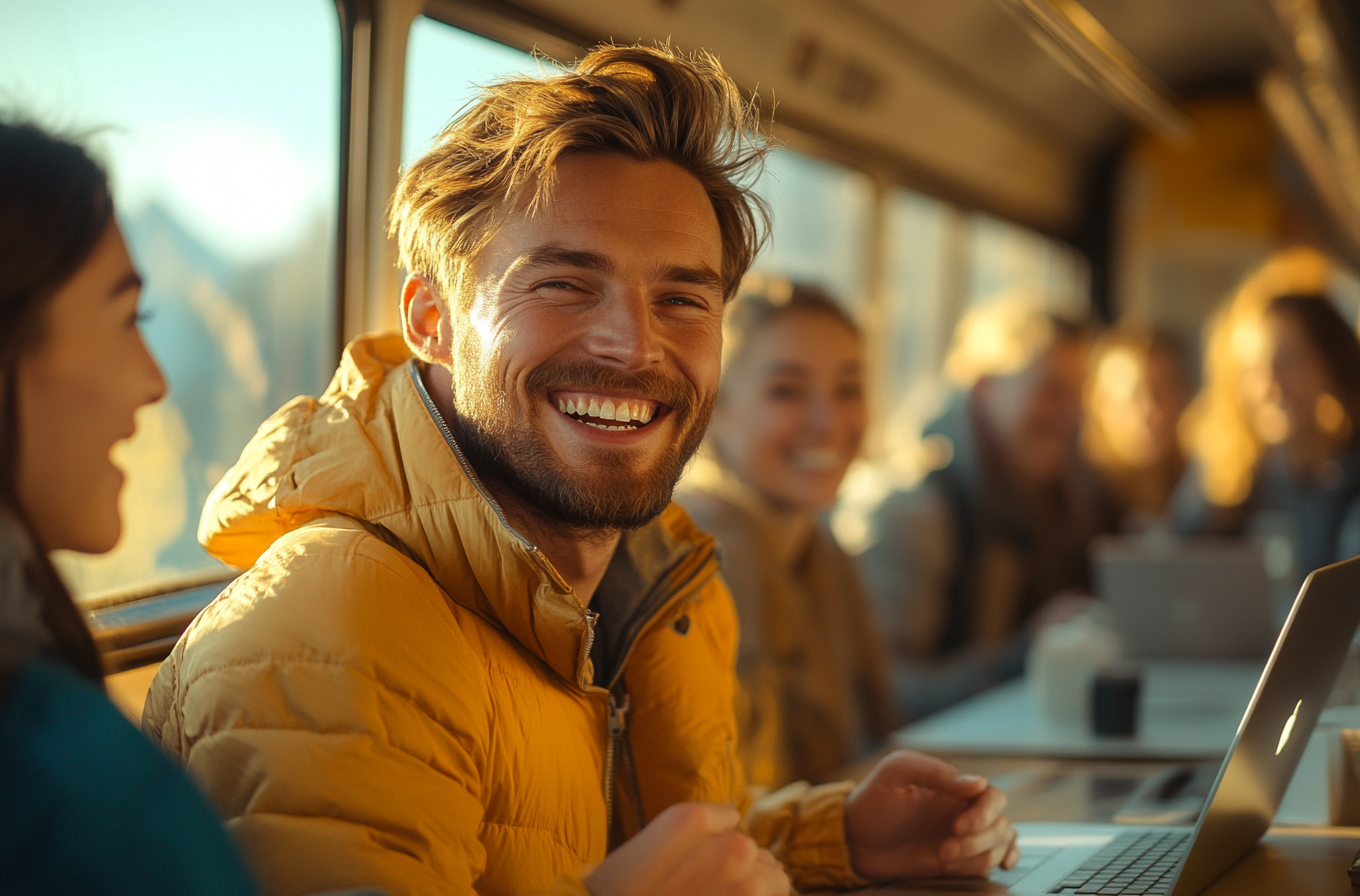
[401,273,453,365]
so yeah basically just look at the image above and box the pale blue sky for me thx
[403,16,544,166]
[0,0,340,261]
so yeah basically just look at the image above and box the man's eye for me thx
[538,281,577,291]
[661,295,700,307]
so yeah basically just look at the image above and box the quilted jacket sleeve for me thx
[142,527,581,896]
[745,780,871,892]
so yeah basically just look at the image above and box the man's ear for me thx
[401,273,453,365]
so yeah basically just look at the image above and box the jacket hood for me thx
[198,333,715,689]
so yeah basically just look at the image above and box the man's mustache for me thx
[526,360,696,414]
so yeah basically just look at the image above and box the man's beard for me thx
[450,355,713,533]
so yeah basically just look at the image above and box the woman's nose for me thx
[139,335,168,407]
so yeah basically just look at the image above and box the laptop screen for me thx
[1171,554,1360,895]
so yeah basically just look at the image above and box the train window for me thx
[966,213,1090,316]
[403,15,539,167]
[881,187,954,440]
[750,148,876,311]
[0,1,340,601]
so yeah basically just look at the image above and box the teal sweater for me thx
[0,658,258,895]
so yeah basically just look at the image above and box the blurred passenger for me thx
[0,120,256,894]
[1175,279,1360,582]
[1082,329,1188,529]
[677,279,894,789]
[858,295,1102,719]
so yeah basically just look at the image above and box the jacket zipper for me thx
[413,361,721,840]
[598,558,716,843]
[602,687,629,841]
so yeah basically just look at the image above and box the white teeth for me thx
[559,396,656,426]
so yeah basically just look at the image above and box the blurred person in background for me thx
[1082,329,1189,530]
[677,278,895,791]
[857,295,1103,720]
[1175,252,1360,583]
[0,120,256,895]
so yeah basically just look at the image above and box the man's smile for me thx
[548,390,667,432]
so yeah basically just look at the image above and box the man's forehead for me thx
[481,159,724,275]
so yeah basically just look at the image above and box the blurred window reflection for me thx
[968,213,1089,316]
[882,189,952,440]
[750,149,875,314]
[0,0,340,600]
[875,192,1089,468]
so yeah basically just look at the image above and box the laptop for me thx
[882,553,1360,895]
[1094,537,1276,660]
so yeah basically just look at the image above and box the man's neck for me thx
[495,495,621,604]
[417,362,620,602]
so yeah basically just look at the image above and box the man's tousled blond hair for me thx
[389,43,770,302]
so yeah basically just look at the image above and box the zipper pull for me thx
[607,691,630,739]
[579,609,599,689]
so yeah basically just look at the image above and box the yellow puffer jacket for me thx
[142,335,867,896]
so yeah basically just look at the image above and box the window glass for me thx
[966,213,1089,315]
[750,149,875,311]
[868,192,1091,478]
[0,0,339,599]
[881,188,952,436]
[403,16,540,168]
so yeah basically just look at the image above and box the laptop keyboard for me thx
[1047,830,1189,894]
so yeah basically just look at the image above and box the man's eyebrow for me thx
[519,246,615,274]
[654,264,726,293]
[110,271,143,298]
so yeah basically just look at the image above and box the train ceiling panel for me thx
[511,0,1083,231]
[500,0,1330,237]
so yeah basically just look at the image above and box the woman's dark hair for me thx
[1267,293,1360,442]
[0,120,112,683]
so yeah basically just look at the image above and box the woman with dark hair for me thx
[676,277,895,789]
[1176,290,1360,583]
[0,119,257,894]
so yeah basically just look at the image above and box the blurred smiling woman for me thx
[677,278,894,790]
[0,120,256,895]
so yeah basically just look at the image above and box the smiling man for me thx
[143,46,1017,896]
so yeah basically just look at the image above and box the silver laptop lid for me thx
[1170,554,1360,895]
[1094,537,1275,660]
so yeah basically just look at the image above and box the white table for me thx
[894,661,1266,760]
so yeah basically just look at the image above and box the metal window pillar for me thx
[335,0,424,360]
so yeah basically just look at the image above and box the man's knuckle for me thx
[717,831,758,866]
[668,801,708,830]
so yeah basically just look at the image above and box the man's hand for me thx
[844,750,1020,881]
[585,802,789,896]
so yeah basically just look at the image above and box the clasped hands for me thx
[587,749,1019,896]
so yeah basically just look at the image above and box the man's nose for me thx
[580,289,664,368]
